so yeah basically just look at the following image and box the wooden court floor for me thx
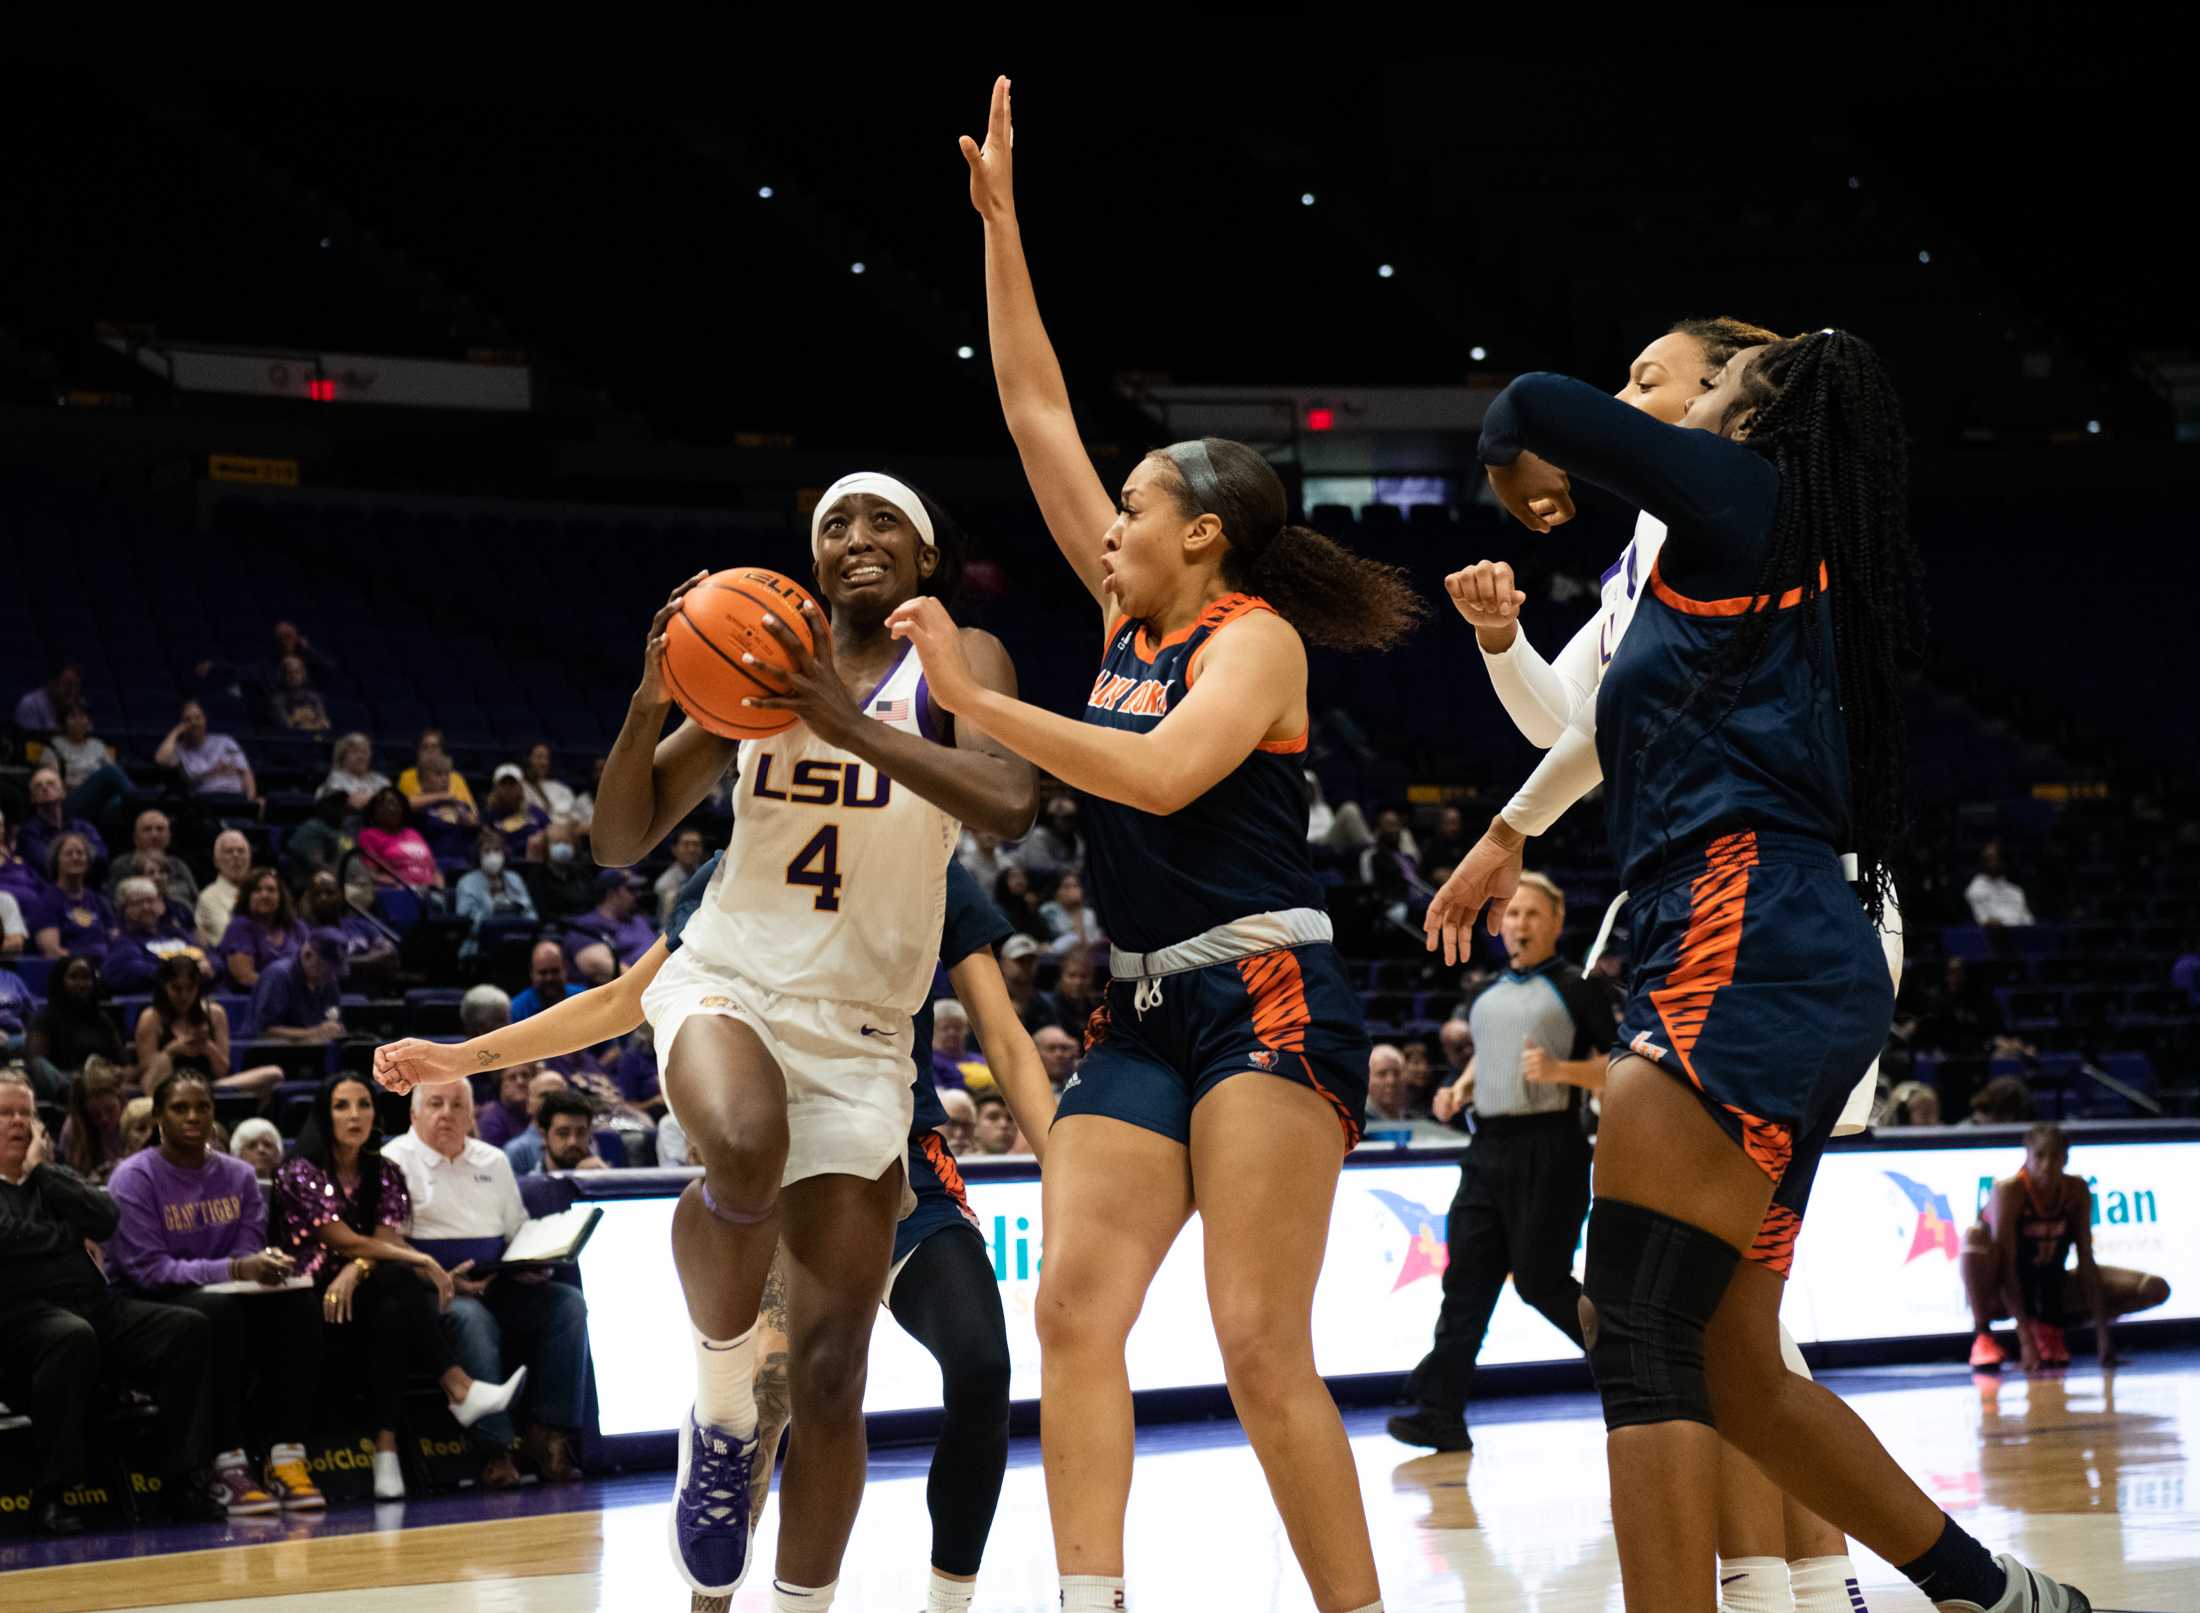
[5,1358,2195,1613]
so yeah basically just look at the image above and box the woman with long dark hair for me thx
[216,866,300,991]
[587,450,1037,1598]
[27,955,124,1084]
[886,78,1420,1613]
[57,1057,127,1181]
[1426,334,2086,1612]
[134,953,281,1095]
[271,1073,524,1500]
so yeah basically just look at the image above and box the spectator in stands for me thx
[0,967,30,1053]
[105,1069,324,1515]
[1881,1081,1943,1127]
[229,1118,284,1181]
[457,830,538,931]
[26,958,122,1094]
[1045,950,1101,1037]
[194,830,255,950]
[970,1091,1017,1155]
[992,863,1049,942]
[957,827,1008,893]
[519,743,576,824]
[532,1089,609,1173]
[385,1080,588,1485]
[524,818,594,921]
[218,867,301,991]
[102,876,211,995]
[474,1056,538,1151]
[57,1059,127,1182]
[155,701,257,805]
[1015,793,1085,886]
[268,655,330,734]
[0,1067,225,1535]
[512,942,581,1022]
[323,733,391,813]
[1034,1024,1080,1092]
[1366,1043,1413,1123]
[408,756,480,865]
[653,826,706,923]
[1302,770,1376,853]
[1912,957,2009,1058]
[117,1096,154,1159]
[564,755,607,836]
[1400,1040,1436,1116]
[565,869,656,979]
[302,871,398,986]
[282,791,353,892]
[0,886,23,957]
[106,809,199,909]
[251,933,346,1044]
[1967,1076,2037,1126]
[357,787,442,890]
[0,809,53,934]
[397,728,475,808]
[939,1087,978,1156]
[931,999,982,1091]
[1362,809,1433,924]
[990,934,1051,1033]
[12,663,81,736]
[1965,839,2035,928]
[18,767,107,882]
[1419,805,1473,882]
[484,765,551,860]
[273,1074,521,1501]
[138,952,278,1095]
[1039,869,1105,958]
[498,1069,578,1171]
[47,703,133,828]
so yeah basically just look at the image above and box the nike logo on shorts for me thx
[860,1024,892,1039]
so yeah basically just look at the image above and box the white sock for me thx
[693,1322,758,1437]
[928,1570,977,1612]
[214,1448,248,1468]
[1790,1554,1869,1611]
[1718,1556,1790,1613]
[1060,1574,1126,1611]
[770,1580,835,1611]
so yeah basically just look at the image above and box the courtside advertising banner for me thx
[578,1138,2200,1437]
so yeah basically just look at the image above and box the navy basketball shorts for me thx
[893,1131,982,1272]
[1057,941,1369,1148]
[1612,830,1893,1275]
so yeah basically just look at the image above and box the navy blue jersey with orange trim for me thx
[1078,593,1325,953]
[1481,373,1851,889]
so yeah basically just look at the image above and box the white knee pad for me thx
[1778,1319,1812,1380]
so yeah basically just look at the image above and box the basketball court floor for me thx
[5,1352,2195,1613]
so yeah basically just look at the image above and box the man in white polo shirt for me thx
[384,1081,590,1485]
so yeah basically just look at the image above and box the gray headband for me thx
[1164,439,1223,513]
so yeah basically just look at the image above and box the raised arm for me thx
[373,938,666,1093]
[592,572,740,867]
[890,597,1301,818]
[963,75,1118,609]
[951,948,1055,1162]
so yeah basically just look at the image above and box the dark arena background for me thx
[1,38,2195,1613]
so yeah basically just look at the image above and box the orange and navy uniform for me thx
[1481,374,1894,1270]
[1059,593,1369,1147]
[2006,1167,2085,1323]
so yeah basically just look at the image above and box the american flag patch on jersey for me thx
[872,696,911,721]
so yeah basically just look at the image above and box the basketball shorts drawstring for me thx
[1133,967,1163,1018]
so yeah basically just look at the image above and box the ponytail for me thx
[1156,437,1425,653]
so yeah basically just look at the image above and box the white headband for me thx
[811,472,937,560]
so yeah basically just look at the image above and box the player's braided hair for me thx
[1699,330,1928,922]
[1153,438,1426,651]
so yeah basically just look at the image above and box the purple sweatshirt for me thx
[104,1147,267,1289]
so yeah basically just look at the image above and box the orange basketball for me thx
[662,568,823,740]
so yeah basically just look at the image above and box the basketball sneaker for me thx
[1968,1331,2005,1371]
[208,1451,278,1517]
[2025,1319,2071,1368]
[1932,1551,2091,1611]
[668,1407,759,1596]
[263,1443,324,1511]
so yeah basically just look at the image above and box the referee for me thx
[1389,872,1611,1451]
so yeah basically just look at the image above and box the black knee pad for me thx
[1581,1199,1740,1432]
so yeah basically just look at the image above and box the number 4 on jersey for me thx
[786,825,845,911]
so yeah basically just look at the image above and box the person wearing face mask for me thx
[524,818,594,922]
[456,830,538,931]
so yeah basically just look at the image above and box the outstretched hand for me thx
[374,1037,473,1096]
[886,597,980,712]
[959,75,1015,220]
[1423,825,1525,964]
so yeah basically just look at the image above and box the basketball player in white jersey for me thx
[589,473,1038,1608]
[1447,318,1897,1613]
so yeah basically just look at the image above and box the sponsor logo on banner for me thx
[1369,1189,1449,1290]
[1883,1171,1962,1263]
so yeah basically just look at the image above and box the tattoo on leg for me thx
[760,1245,790,1332]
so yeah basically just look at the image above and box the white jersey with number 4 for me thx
[677,646,956,1013]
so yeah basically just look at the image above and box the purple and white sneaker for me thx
[667,1407,759,1596]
